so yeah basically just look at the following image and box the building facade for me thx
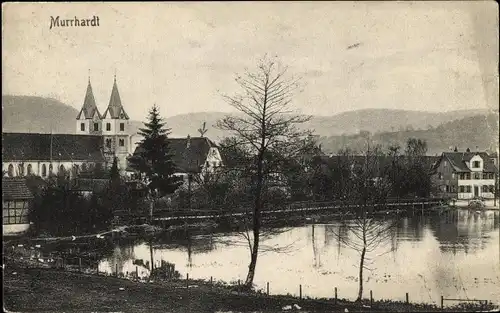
[432,150,497,199]
[76,75,132,171]
[3,177,34,235]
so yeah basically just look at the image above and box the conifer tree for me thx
[128,105,182,196]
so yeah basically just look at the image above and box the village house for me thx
[129,135,224,185]
[3,177,34,235]
[432,149,498,199]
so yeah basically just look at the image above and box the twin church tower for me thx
[75,75,132,172]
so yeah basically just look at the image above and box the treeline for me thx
[28,158,146,237]
[318,114,498,155]
[176,138,436,210]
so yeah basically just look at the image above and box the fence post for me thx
[267,282,269,295]
[115,263,118,277]
[334,287,337,304]
[299,284,302,300]
[441,296,444,309]
[370,290,373,307]
[210,276,213,285]
[136,266,138,279]
[406,292,409,304]
[186,273,189,289]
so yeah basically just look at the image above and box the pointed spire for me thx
[103,73,129,120]
[76,75,101,120]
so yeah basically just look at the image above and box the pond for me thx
[97,209,500,306]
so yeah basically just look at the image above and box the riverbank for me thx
[4,255,497,313]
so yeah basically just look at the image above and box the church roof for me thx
[131,137,219,173]
[2,132,106,162]
[103,77,130,120]
[76,80,102,119]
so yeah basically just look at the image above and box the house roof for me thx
[102,77,129,120]
[131,136,218,173]
[440,151,497,173]
[2,177,34,200]
[76,80,102,120]
[2,133,106,162]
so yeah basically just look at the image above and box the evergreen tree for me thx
[109,156,120,185]
[128,105,182,196]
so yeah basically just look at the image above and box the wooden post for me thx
[370,290,373,307]
[115,263,118,277]
[335,287,337,304]
[238,279,240,286]
[406,292,409,304]
[299,284,302,300]
[186,273,189,289]
[136,266,138,279]
[267,282,269,295]
[210,276,213,284]
[441,296,444,309]
[78,257,82,272]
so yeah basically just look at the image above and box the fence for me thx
[7,246,494,312]
[440,296,489,309]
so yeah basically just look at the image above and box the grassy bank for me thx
[4,257,497,313]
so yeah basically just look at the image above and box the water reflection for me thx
[98,209,500,305]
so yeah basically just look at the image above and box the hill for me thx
[2,95,79,134]
[318,114,499,155]
[1,95,494,144]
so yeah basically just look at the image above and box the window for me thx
[106,123,111,131]
[3,200,28,224]
[41,164,47,177]
[490,185,495,193]
[466,186,471,193]
[119,139,124,147]
[473,173,481,180]
[80,123,85,131]
[27,164,33,175]
[445,185,450,193]
[18,164,24,176]
[49,164,53,174]
[59,164,65,175]
[106,139,112,148]
[472,161,480,168]
[465,173,470,180]
[8,164,14,177]
[120,123,125,131]
[94,123,99,131]
[459,186,465,193]
[482,185,489,192]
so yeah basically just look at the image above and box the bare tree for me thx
[331,144,399,302]
[216,55,312,289]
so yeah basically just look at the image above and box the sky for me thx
[2,2,499,120]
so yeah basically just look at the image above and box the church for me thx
[2,75,133,179]
[2,75,224,181]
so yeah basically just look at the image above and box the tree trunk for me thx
[244,152,264,289]
[357,246,366,302]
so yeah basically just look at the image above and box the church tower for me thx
[76,77,102,135]
[102,75,130,171]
